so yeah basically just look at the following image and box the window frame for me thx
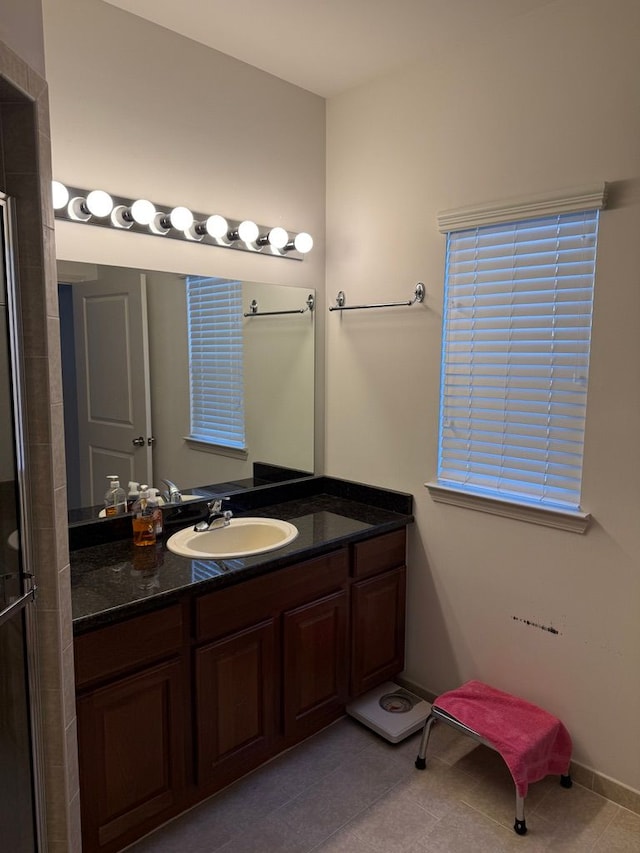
[426,183,607,533]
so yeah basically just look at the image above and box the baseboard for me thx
[394,676,438,705]
[395,676,640,817]
[568,763,640,816]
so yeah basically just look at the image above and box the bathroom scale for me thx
[346,681,431,743]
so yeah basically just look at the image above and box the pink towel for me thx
[435,680,572,797]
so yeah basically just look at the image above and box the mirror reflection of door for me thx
[59,266,153,507]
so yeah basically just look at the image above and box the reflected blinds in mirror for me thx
[186,277,246,450]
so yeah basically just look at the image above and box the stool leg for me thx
[514,794,527,835]
[415,713,437,770]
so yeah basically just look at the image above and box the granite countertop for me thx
[71,487,413,634]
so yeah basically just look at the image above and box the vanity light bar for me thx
[51,182,313,261]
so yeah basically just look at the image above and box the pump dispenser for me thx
[147,488,163,536]
[132,485,156,546]
[104,475,126,516]
[127,481,140,512]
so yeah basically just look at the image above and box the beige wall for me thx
[242,279,315,473]
[42,0,325,290]
[0,0,45,77]
[326,0,640,793]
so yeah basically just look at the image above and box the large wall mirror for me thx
[58,260,315,517]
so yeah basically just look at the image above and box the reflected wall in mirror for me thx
[58,260,315,511]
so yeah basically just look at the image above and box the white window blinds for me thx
[187,276,246,450]
[437,209,600,511]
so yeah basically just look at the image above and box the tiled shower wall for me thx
[0,40,80,853]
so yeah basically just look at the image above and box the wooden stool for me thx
[414,681,572,835]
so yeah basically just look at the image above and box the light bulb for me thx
[168,206,194,230]
[268,227,289,249]
[294,232,313,254]
[237,220,259,243]
[85,190,114,217]
[130,199,156,225]
[52,181,69,210]
[257,227,289,249]
[205,215,228,239]
[192,214,229,240]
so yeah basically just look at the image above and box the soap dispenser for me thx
[127,481,140,512]
[104,475,127,517]
[132,485,156,547]
[147,488,163,537]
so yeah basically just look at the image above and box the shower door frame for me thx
[0,190,47,851]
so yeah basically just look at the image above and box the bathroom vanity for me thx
[70,477,412,853]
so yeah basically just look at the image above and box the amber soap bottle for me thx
[132,485,156,547]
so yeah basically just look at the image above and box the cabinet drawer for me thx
[75,605,184,689]
[351,528,406,579]
[196,549,348,643]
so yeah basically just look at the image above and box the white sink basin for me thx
[166,517,298,559]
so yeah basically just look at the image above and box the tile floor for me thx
[127,717,640,852]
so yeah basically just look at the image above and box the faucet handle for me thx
[208,496,229,512]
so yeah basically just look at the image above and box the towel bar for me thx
[329,282,425,312]
[244,294,314,316]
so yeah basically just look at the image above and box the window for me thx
[428,184,607,532]
[186,276,246,451]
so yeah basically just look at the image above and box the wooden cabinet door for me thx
[76,658,186,853]
[282,590,348,741]
[195,619,276,785]
[351,565,406,697]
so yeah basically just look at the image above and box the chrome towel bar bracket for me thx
[329,282,425,312]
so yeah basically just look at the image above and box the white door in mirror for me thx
[166,518,298,559]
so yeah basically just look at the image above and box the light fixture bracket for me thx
[53,183,308,261]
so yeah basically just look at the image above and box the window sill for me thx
[425,481,591,534]
[184,436,248,460]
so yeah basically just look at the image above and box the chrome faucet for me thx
[194,498,233,532]
[160,479,182,504]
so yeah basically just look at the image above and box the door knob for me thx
[147,436,156,446]
[132,436,145,447]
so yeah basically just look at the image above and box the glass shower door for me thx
[0,607,38,852]
[0,192,40,851]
